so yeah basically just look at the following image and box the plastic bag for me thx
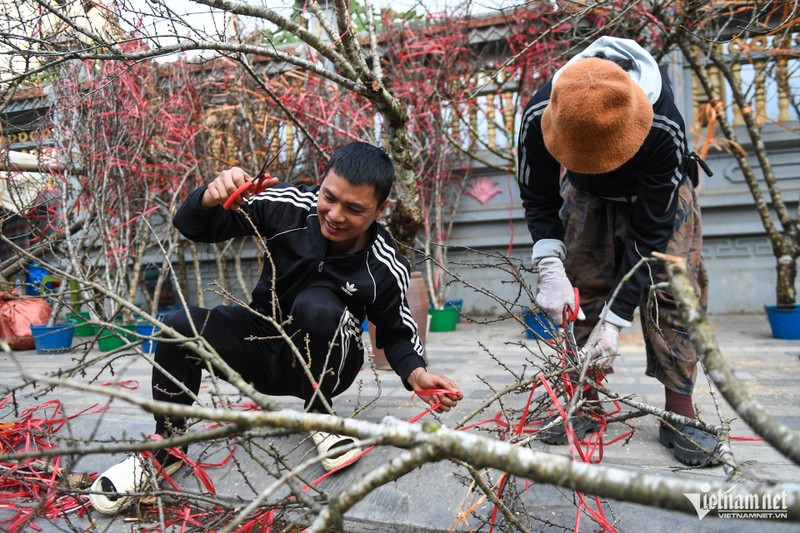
[0,292,52,350]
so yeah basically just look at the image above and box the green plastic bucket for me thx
[428,307,459,332]
[95,323,137,352]
[66,312,93,337]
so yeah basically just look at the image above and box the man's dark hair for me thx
[324,142,395,204]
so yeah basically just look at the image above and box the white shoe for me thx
[310,431,362,472]
[89,454,182,515]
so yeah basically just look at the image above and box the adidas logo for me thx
[341,281,357,296]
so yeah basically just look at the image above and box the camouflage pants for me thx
[560,178,709,395]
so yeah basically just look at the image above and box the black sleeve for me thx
[366,245,427,389]
[517,82,566,245]
[172,186,255,242]
[610,109,687,321]
[369,296,426,389]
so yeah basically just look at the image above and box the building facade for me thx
[2,11,797,316]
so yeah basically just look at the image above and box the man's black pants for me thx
[151,286,365,436]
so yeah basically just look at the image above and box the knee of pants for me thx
[290,288,347,338]
[162,307,196,336]
[163,306,210,337]
[154,307,207,368]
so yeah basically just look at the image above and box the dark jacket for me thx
[517,70,689,323]
[173,184,426,383]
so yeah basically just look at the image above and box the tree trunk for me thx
[384,117,423,261]
[777,250,798,307]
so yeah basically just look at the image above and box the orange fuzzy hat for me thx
[541,57,653,174]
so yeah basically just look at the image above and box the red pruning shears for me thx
[223,153,279,210]
[561,287,581,358]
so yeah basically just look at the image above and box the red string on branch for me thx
[0,396,99,532]
[100,380,140,390]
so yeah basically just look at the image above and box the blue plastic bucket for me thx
[523,309,554,341]
[135,322,160,353]
[30,322,75,354]
[25,263,49,296]
[765,305,800,340]
[446,299,463,322]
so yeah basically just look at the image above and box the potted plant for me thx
[676,20,799,339]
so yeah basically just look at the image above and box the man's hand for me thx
[407,367,463,413]
[201,167,279,209]
[535,258,584,323]
[582,321,622,371]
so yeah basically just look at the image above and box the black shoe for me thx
[538,414,600,445]
[659,422,720,467]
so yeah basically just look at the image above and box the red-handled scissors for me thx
[223,153,279,210]
[560,287,580,329]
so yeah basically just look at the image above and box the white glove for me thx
[582,320,622,371]
[535,257,584,323]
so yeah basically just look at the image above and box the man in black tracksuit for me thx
[161,141,461,443]
[517,36,716,466]
[90,142,462,515]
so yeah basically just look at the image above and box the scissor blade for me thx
[256,152,279,179]
[564,323,581,365]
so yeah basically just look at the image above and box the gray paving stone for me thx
[1,312,798,531]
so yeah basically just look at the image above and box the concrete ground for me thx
[1,311,799,532]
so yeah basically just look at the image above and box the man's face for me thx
[317,170,388,253]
